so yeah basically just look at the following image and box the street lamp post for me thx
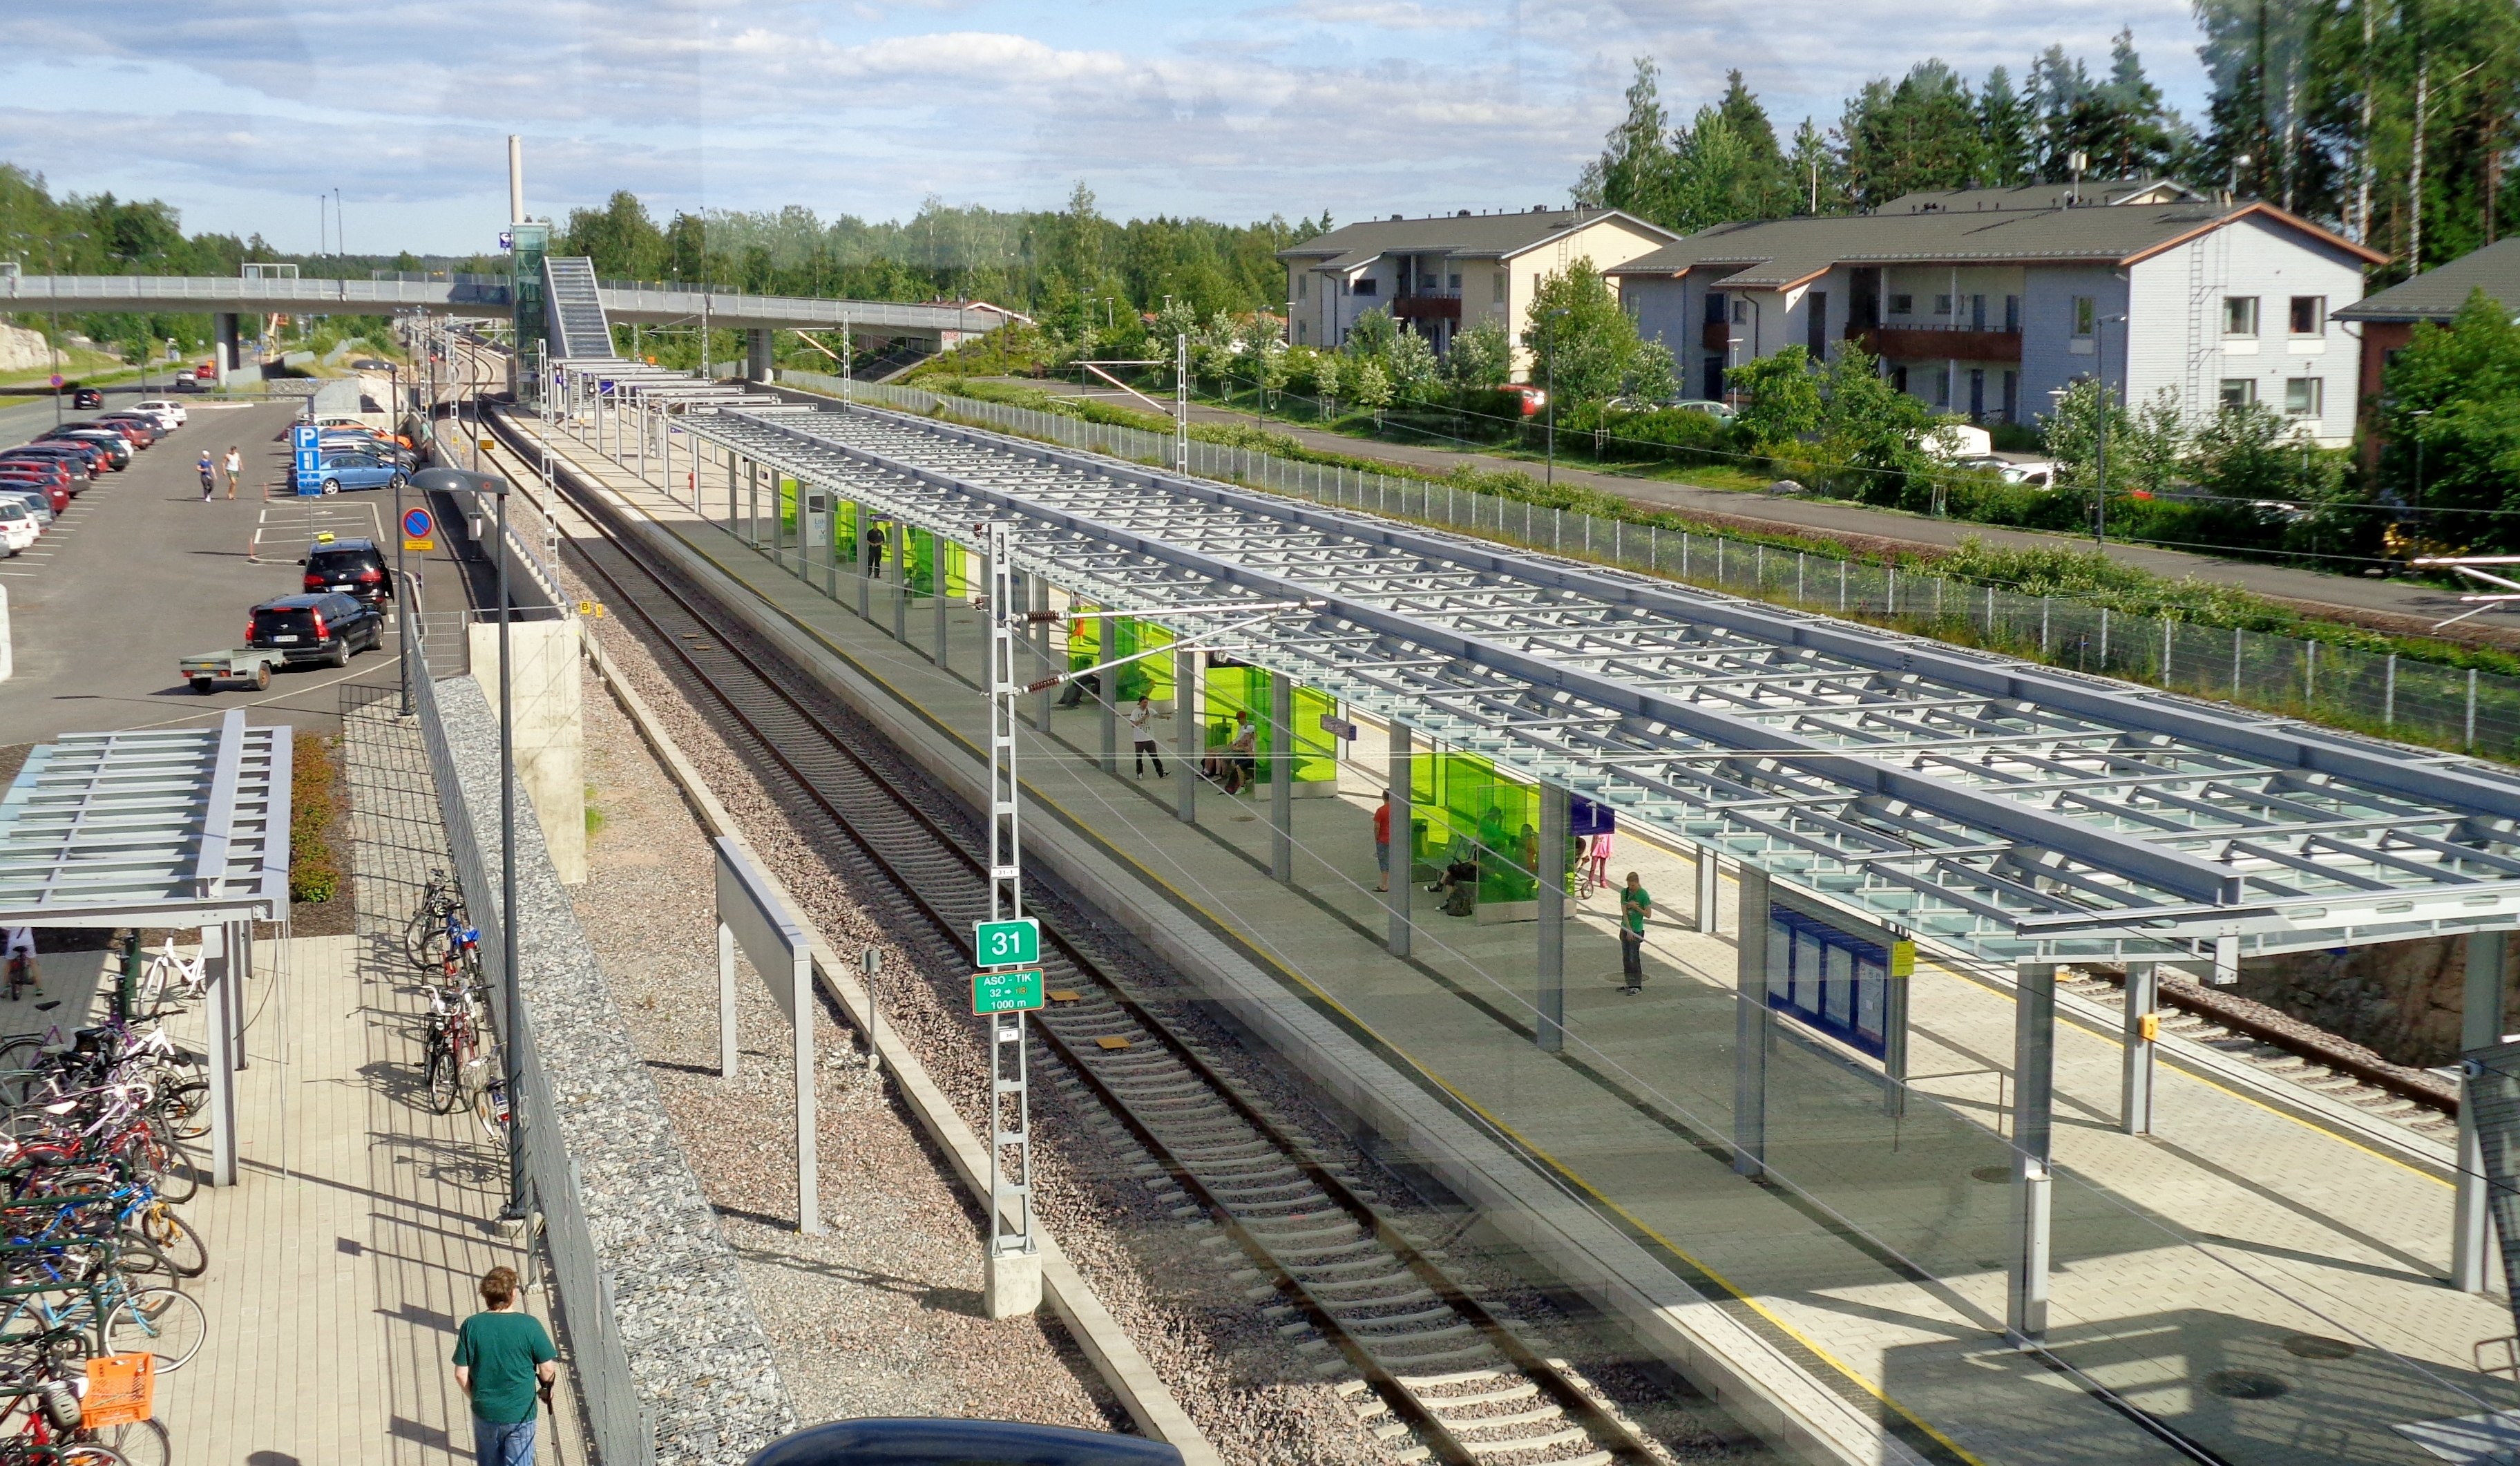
[1543,307,1567,489]
[2092,314,2126,549]
[490,473,525,1220]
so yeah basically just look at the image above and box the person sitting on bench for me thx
[1429,853,1480,917]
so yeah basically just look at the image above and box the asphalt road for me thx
[1005,377,2513,640]
[0,384,476,748]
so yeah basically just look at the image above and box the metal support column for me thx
[1099,642,1118,774]
[933,539,951,672]
[1174,644,1199,825]
[891,525,909,642]
[1270,672,1293,883]
[2009,960,2058,1344]
[1732,865,1770,1177]
[1029,576,1053,733]
[2456,933,2508,1292]
[718,922,739,1079]
[1386,723,1412,958]
[980,520,1040,1317]
[854,503,872,620]
[1538,781,1567,1052]
[1695,845,1721,934]
[202,921,242,1188]
[2121,962,2158,1136]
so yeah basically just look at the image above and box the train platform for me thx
[130,694,588,1464]
[513,409,2517,1466]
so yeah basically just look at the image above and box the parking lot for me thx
[0,387,476,748]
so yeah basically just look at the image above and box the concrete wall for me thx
[467,618,586,884]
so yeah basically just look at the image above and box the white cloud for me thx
[0,0,2218,254]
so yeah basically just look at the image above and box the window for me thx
[1447,273,1461,291]
[2004,295,2021,332]
[2222,296,2259,336]
[1888,294,1913,316]
[2289,296,2325,334]
[1295,274,1307,301]
[1295,320,1307,343]
[2285,377,2324,416]
[1892,365,1910,394]
[1418,273,1438,289]
[1492,272,1507,305]
[1933,294,1954,316]
[1732,298,1748,325]
[1806,292,1829,359]
[1352,276,1378,296]
[2071,296,2096,337]
[2220,378,2258,410]
[1705,292,1728,325]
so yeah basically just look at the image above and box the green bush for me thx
[289,735,346,906]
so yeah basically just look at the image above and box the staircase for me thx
[542,256,616,361]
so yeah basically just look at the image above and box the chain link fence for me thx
[788,371,2520,763]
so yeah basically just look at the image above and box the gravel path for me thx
[557,542,1764,1463]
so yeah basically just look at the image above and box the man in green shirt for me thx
[1619,873,1651,994]
[452,1265,556,1466]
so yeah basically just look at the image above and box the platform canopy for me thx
[0,712,293,929]
[668,395,2520,978]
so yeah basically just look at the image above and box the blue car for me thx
[312,450,406,495]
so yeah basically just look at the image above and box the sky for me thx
[0,0,2209,258]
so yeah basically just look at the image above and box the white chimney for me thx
[507,135,525,225]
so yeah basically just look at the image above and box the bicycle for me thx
[133,942,204,1018]
[403,872,472,975]
[421,984,481,1116]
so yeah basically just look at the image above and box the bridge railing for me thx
[1,275,513,308]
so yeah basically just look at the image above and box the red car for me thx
[0,458,77,497]
[1497,383,1548,417]
[0,473,70,513]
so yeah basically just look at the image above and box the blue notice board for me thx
[290,423,321,496]
[1766,904,1891,1059]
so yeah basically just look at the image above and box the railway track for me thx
[492,412,1673,1466]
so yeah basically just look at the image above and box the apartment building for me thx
[2333,236,2520,456]
[1277,207,1678,374]
[1606,187,2383,446]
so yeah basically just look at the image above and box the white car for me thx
[1955,455,2056,488]
[131,399,187,428]
[0,489,54,528]
[0,503,38,555]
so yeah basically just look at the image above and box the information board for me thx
[973,967,1046,1016]
[973,917,1040,968]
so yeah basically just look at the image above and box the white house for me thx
[1605,188,2385,446]
[1277,207,1679,377]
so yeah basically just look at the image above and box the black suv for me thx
[300,537,393,605]
[247,592,384,667]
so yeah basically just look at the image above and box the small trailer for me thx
[178,647,280,694]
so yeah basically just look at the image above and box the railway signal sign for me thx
[973,917,1039,968]
[972,967,1045,1016]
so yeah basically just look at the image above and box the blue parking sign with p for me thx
[291,425,321,495]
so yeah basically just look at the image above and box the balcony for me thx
[1702,319,1734,351]
[1393,292,1460,322]
[1853,323,2022,363]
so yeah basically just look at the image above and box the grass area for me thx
[872,373,2520,677]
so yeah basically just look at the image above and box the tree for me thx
[2377,290,2520,542]
[1714,70,1793,216]
[1730,346,1824,445]
[1386,330,1440,403]
[1785,118,1848,214]
[1838,61,1986,206]
[1447,318,1514,390]
[1343,306,1399,361]
[1576,57,1682,226]
[558,190,667,278]
[1520,262,1647,406]
[1817,344,1940,475]
[1625,339,1679,403]
[1349,360,1393,423]
[1980,67,2036,185]
[1312,351,1344,418]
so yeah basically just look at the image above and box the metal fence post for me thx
[2385,653,2397,727]
[2469,668,2480,750]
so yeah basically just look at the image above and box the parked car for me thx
[170,374,204,393]
[64,420,146,453]
[0,457,81,497]
[299,535,393,605]
[1495,384,1548,417]
[4,443,105,480]
[0,480,68,516]
[1954,454,2057,488]
[130,399,187,428]
[37,429,128,470]
[0,501,36,556]
[246,591,385,667]
[93,414,162,447]
[0,488,55,529]
[1667,399,1737,422]
[350,358,393,372]
[309,450,405,495]
[68,387,102,410]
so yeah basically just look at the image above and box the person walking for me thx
[1127,694,1166,778]
[1619,872,1651,994]
[452,1265,555,1466]
[195,450,216,502]
[1373,790,1393,893]
[221,446,242,499]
